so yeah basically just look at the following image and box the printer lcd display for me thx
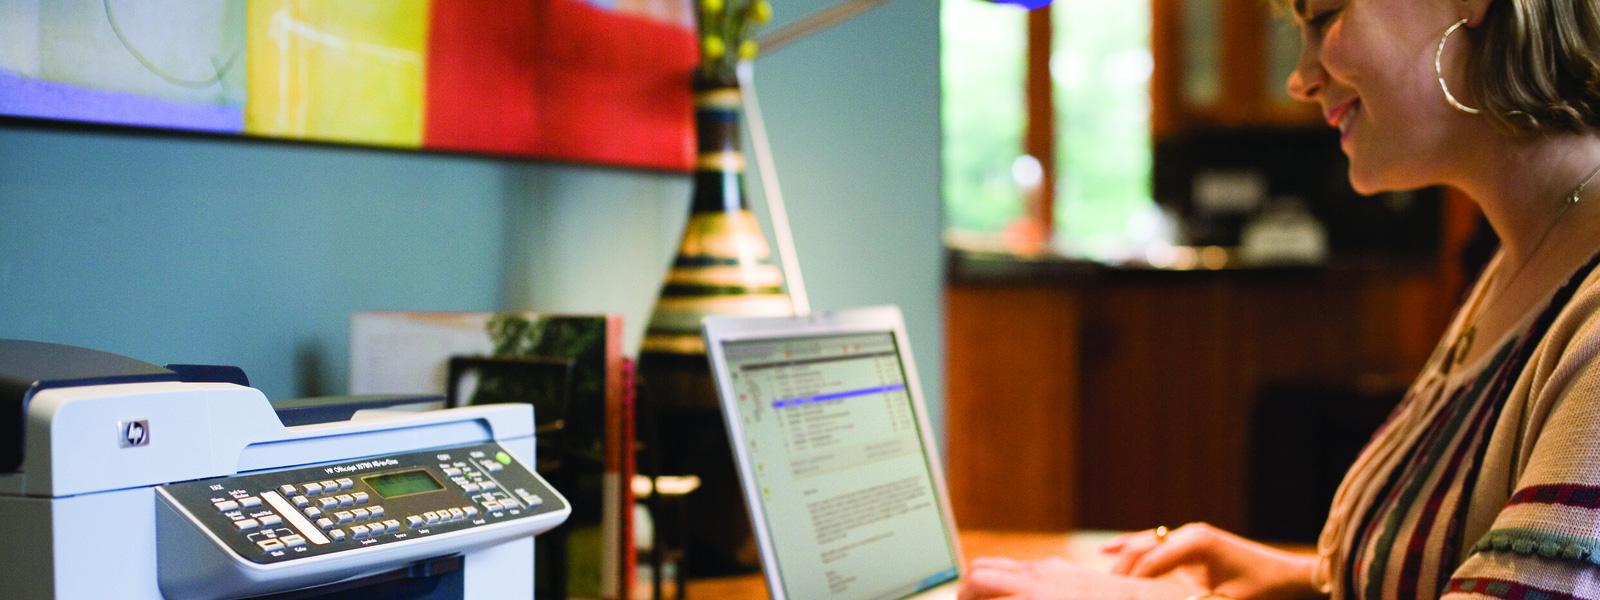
[363,469,443,498]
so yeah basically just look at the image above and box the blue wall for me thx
[0,0,944,439]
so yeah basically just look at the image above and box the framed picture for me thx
[0,0,697,171]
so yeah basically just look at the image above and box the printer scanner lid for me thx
[0,340,179,473]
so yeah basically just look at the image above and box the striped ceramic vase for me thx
[637,77,791,575]
[641,80,792,371]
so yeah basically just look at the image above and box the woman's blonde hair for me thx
[1471,0,1600,134]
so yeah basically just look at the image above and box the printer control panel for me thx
[158,442,564,564]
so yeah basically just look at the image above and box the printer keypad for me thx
[161,441,560,565]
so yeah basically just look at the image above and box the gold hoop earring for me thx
[1436,18,1481,114]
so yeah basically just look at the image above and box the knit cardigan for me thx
[1316,252,1600,599]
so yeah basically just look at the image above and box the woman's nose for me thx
[1285,32,1328,103]
[1287,67,1322,102]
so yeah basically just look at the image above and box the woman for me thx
[961,0,1600,598]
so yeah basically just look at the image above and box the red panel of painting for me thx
[426,1,697,171]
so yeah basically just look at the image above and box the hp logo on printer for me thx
[119,420,150,448]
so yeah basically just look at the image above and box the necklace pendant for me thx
[1446,325,1476,374]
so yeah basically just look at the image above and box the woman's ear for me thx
[1462,0,1494,27]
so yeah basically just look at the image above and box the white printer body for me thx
[0,340,570,599]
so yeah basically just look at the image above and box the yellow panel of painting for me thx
[245,0,429,147]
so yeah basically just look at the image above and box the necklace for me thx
[1443,161,1600,374]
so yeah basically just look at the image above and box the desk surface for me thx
[684,529,1118,599]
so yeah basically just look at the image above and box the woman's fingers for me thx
[970,556,1029,571]
[1128,525,1213,579]
[961,562,1035,599]
[1109,532,1164,575]
[1100,529,1150,554]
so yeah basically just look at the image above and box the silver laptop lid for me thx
[703,306,964,600]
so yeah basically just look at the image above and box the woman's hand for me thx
[958,556,1199,600]
[1100,523,1320,600]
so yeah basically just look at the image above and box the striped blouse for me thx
[1316,251,1600,599]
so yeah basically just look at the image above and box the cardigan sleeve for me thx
[1444,282,1600,598]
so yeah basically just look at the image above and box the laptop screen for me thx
[721,330,960,599]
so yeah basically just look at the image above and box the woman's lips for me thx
[1327,100,1360,145]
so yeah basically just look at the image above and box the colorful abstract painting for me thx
[0,0,698,171]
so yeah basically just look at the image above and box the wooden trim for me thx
[1220,0,1266,125]
[1026,5,1056,234]
[1150,0,1180,140]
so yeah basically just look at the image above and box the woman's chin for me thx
[1345,162,1402,197]
[1346,168,1381,196]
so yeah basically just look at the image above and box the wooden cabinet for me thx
[944,266,1459,535]
[1151,0,1322,138]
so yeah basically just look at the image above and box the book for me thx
[351,311,633,599]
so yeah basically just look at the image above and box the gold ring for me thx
[1154,525,1170,543]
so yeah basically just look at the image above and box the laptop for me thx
[703,306,964,600]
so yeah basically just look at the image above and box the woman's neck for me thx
[1450,133,1600,265]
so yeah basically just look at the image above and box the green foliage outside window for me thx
[942,0,1156,260]
[941,0,1026,237]
[1052,0,1156,260]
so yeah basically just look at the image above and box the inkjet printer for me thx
[0,340,570,599]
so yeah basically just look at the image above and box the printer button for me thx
[367,505,385,519]
[464,506,480,519]
[239,496,263,510]
[352,492,370,505]
[424,511,440,525]
[258,514,283,528]
[257,539,284,553]
[335,494,355,508]
[279,484,299,496]
[304,507,322,519]
[479,481,498,491]
[336,478,354,491]
[318,481,339,494]
[334,511,353,524]
[383,519,401,533]
[316,517,335,531]
[350,508,370,521]
[214,500,240,512]
[291,495,310,508]
[302,483,323,496]
[318,497,338,510]
[281,535,306,549]
[448,508,465,521]
[328,529,347,542]
[234,519,260,532]
[460,483,481,493]
[443,467,463,477]
[406,516,425,529]
[351,525,370,539]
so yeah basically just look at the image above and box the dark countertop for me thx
[947,247,1442,286]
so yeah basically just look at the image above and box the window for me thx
[942,0,1158,262]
